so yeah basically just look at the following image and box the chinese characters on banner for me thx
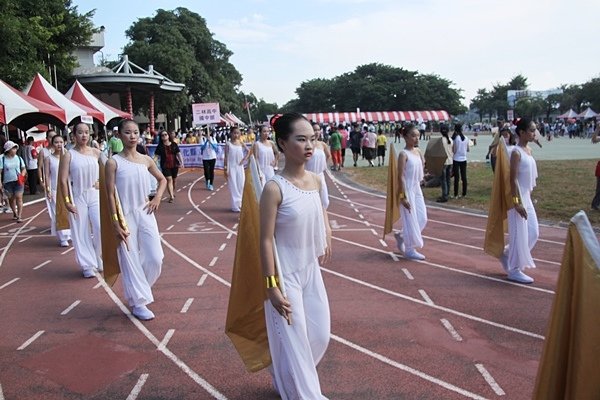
[192,102,221,126]
[146,143,251,169]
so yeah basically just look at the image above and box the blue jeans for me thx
[441,165,452,200]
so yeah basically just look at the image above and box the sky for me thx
[72,0,600,109]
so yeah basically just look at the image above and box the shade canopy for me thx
[557,109,579,119]
[65,80,131,125]
[0,79,66,129]
[577,107,597,119]
[302,110,450,124]
[25,73,104,124]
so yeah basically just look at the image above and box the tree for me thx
[471,74,529,120]
[0,0,95,90]
[123,8,242,127]
[514,97,546,120]
[581,77,600,112]
[282,63,466,116]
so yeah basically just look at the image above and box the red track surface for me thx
[0,169,566,399]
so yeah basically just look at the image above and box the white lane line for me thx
[33,260,51,270]
[321,265,544,339]
[440,319,463,342]
[180,298,194,313]
[201,200,206,204]
[226,232,233,240]
[209,257,218,267]
[60,300,81,315]
[17,330,45,350]
[60,247,74,255]
[158,329,175,351]
[390,253,399,262]
[402,268,414,280]
[370,229,378,236]
[96,277,228,399]
[379,239,388,247]
[350,203,355,207]
[232,223,239,230]
[0,278,19,290]
[218,243,227,251]
[475,364,505,396]
[40,228,51,234]
[364,221,371,227]
[177,188,182,192]
[186,210,193,215]
[419,289,434,305]
[353,208,360,213]
[18,236,32,243]
[166,225,174,231]
[177,217,184,222]
[333,235,555,295]
[125,373,149,400]
[93,281,102,289]
[0,208,46,270]
[197,274,208,286]
[332,334,487,400]
[358,214,364,220]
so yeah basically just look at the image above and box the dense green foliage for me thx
[0,0,95,90]
[280,63,467,116]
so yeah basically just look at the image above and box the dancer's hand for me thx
[113,222,130,250]
[268,287,291,322]
[515,204,528,219]
[66,203,78,215]
[320,232,332,264]
[401,198,411,211]
[144,197,161,214]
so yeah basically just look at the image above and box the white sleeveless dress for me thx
[47,154,71,242]
[305,146,330,209]
[226,142,245,212]
[506,146,539,272]
[68,149,102,273]
[114,155,164,308]
[264,175,330,400]
[399,149,427,251]
[256,141,275,181]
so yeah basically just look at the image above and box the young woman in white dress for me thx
[249,125,278,183]
[58,123,104,278]
[260,113,332,399]
[223,127,246,212]
[503,118,539,284]
[44,135,72,247]
[305,123,331,209]
[394,124,428,260]
[105,119,167,320]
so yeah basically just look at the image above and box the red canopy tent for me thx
[557,109,579,119]
[64,80,131,125]
[0,79,66,129]
[302,110,450,124]
[25,73,104,125]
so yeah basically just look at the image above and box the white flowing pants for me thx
[265,261,330,400]
[68,189,101,273]
[506,190,539,272]
[117,209,163,307]
[318,173,330,210]
[47,194,71,243]
[399,184,427,251]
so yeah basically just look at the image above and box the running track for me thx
[0,169,565,399]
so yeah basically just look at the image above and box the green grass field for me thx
[342,159,600,227]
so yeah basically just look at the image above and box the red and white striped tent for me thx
[0,79,66,129]
[64,80,131,125]
[302,110,450,124]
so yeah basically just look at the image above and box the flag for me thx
[383,144,400,239]
[225,160,271,372]
[55,152,70,231]
[99,158,126,287]
[483,140,513,258]
[533,211,600,399]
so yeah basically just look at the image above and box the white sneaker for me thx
[405,249,426,260]
[60,240,69,247]
[132,305,155,321]
[394,232,405,254]
[507,270,534,284]
[82,269,96,279]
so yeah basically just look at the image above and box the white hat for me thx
[3,141,18,152]
[112,126,118,131]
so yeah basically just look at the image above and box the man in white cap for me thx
[107,126,123,156]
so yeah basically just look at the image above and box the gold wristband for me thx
[512,196,521,205]
[265,275,278,289]
[65,196,71,203]
[111,213,119,222]
[399,192,406,199]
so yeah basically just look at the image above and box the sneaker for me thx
[436,197,448,203]
[60,240,69,247]
[208,184,214,191]
[132,305,155,321]
[507,270,534,284]
[405,249,426,260]
[394,232,405,254]
[82,269,96,279]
